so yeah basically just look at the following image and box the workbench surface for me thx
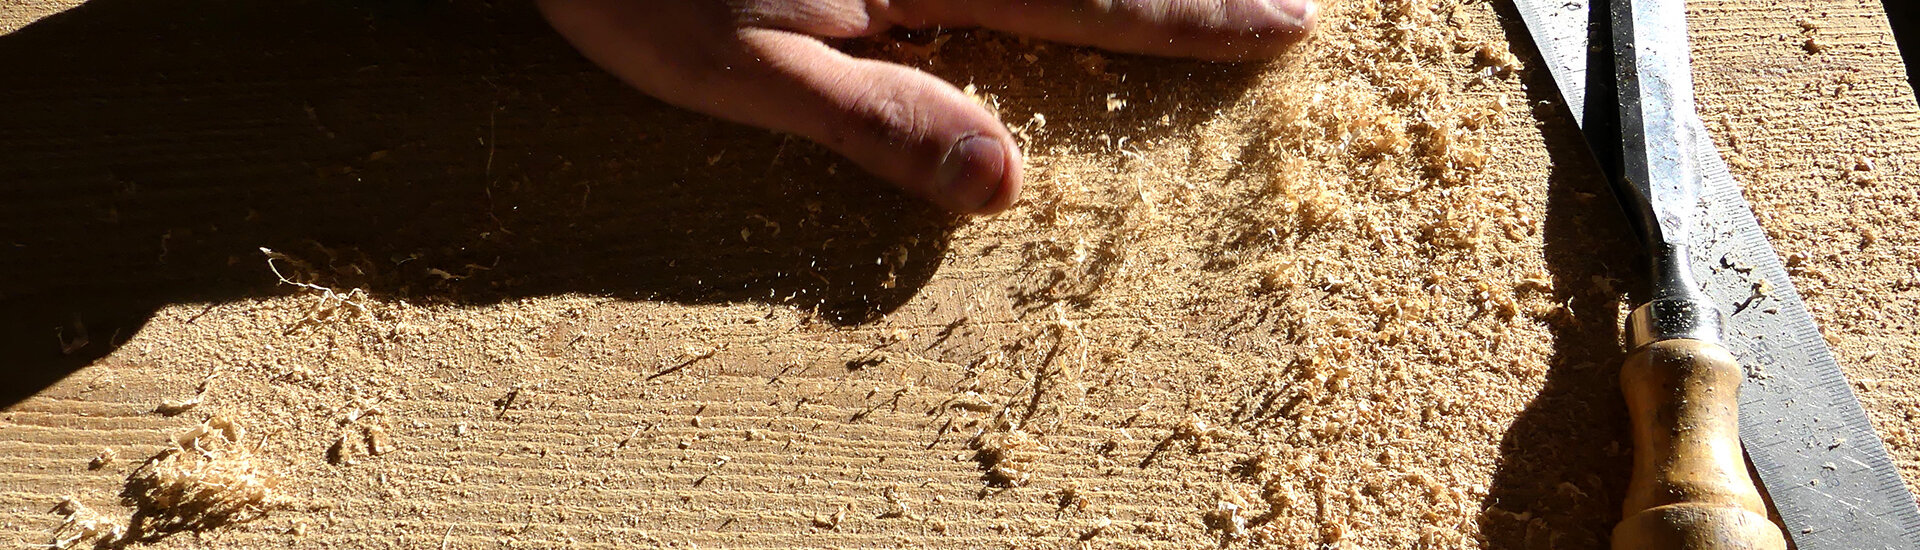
[3,1,1915,548]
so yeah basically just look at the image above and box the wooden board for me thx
[3,0,1916,548]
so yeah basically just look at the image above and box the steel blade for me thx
[1609,0,1698,247]
[1507,0,1920,547]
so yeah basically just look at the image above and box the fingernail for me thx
[936,135,1008,212]
[1271,0,1315,25]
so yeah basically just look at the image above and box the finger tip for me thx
[1193,0,1319,61]
[937,134,1021,215]
[973,142,1023,215]
[1273,0,1319,30]
[1257,0,1319,49]
[1298,0,1322,34]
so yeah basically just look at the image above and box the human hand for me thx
[538,0,1317,214]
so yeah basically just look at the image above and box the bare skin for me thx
[537,0,1318,214]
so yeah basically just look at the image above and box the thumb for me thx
[540,0,1021,213]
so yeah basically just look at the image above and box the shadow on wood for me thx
[0,0,959,407]
[0,0,1264,407]
[1477,1,1640,547]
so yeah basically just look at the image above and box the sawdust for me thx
[45,497,121,550]
[119,417,279,541]
[4,0,1919,548]
[40,418,280,548]
[86,449,116,471]
[153,378,210,417]
[969,428,1040,488]
[953,2,1550,543]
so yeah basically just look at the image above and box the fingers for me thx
[914,0,1318,60]
[538,0,1021,213]
[761,0,1317,61]
[729,30,1022,213]
[536,0,1315,214]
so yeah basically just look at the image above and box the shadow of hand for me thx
[0,0,960,407]
[0,0,1273,410]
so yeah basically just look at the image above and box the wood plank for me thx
[2,0,1915,548]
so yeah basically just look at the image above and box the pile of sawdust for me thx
[119,417,279,539]
[938,0,1555,544]
[41,418,279,548]
[969,428,1039,488]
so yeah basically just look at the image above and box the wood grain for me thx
[2,1,1915,548]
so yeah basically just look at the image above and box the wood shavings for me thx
[970,429,1038,488]
[1800,19,1831,54]
[364,424,392,456]
[1805,37,1830,54]
[1472,41,1521,77]
[258,247,374,329]
[88,448,117,471]
[1170,414,1235,449]
[879,485,910,519]
[156,376,213,416]
[1080,517,1113,540]
[1202,500,1249,540]
[947,391,998,413]
[46,497,123,549]
[961,83,1002,117]
[10,0,1911,548]
[810,508,846,530]
[154,396,199,416]
[891,32,951,59]
[120,417,279,539]
[1259,260,1300,293]
[330,403,393,466]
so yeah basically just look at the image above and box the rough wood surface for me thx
[3,0,1916,548]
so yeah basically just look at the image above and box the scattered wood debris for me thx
[154,396,200,417]
[330,405,394,466]
[364,424,392,456]
[46,497,123,549]
[1202,500,1249,540]
[1056,484,1089,512]
[810,508,846,530]
[494,385,529,417]
[1080,517,1114,541]
[879,485,910,519]
[970,428,1039,488]
[88,448,117,471]
[155,376,215,417]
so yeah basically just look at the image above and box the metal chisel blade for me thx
[1607,0,1698,247]
[1507,0,1920,548]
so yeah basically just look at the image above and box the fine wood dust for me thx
[4,0,1918,549]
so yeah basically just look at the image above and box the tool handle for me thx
[1612,338,1786,550]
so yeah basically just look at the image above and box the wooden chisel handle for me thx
[1612,338,1786,549]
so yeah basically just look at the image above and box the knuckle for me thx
[839,81,932,148]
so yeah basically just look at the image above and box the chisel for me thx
[1506,0,1920,548]
[1591,0,1783,545]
